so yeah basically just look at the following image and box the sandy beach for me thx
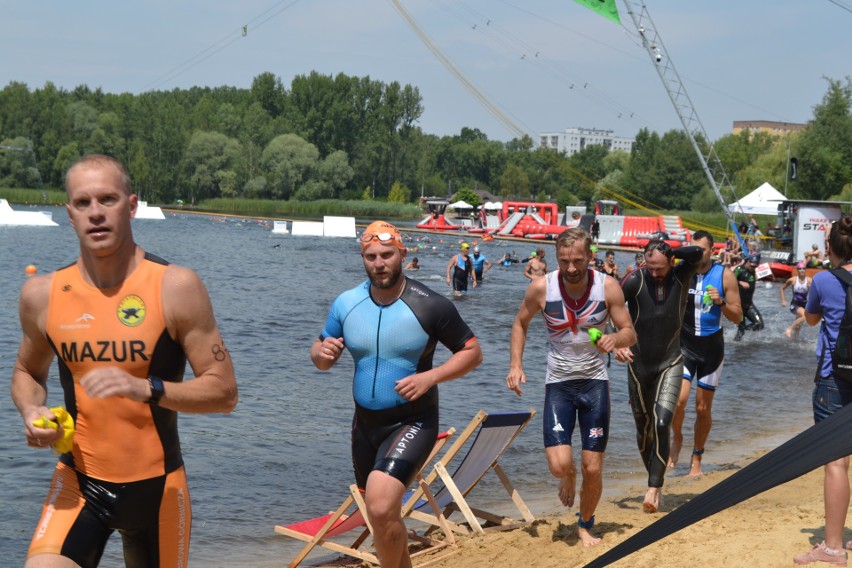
[308,450,846,568]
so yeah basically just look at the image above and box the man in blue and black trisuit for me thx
[312,221,482,568]
[470,246,492,282]
[670,230,742,477]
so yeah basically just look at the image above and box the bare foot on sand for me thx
[578,526,602,547]
[668,438,682,469]
[558,473,576,507]
[643,487,662,513]
[689,453,703,477]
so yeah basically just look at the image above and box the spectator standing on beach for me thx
[616,240,703,513]
[11,154,238,567]
[669,231,742,477]
[793,214,852,565]
[524,247,548,280]
[312,221,482,568]
[507,227,636,546]
[446,243,476,296]
[780,262,811,340]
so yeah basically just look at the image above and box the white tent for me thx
[483,201,502,210]
[447,200,473,209]
[727,182,786,216]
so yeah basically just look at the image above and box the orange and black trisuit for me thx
[29,252,191,568]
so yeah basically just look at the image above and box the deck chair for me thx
[406,409,537,536]
[274,428,456,568]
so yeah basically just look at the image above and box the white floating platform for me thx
[134,201,166,220]
[271,220,289,235]
[0,199,58,226]
[291,221,325,236]
[289,216,357,238]
[323,216,356,238]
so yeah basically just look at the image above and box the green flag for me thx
[572,0,621,24]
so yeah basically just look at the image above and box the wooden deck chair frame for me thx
[406,408,536,537]
[274,428,456,568]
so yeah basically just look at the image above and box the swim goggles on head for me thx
[360,232,398,244]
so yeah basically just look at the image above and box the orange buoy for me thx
[25,264,37,275]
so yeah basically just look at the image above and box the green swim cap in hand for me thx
[588,328,602,345]
[703,285,716,305]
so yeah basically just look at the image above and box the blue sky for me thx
[2,0,850,143]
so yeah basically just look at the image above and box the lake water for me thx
[0,208,817,567]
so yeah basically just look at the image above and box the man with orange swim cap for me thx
[359,220,407,251]
[312,220,482,567]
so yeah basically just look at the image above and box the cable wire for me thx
[142,0,302,92]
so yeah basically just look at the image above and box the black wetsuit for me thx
[452,255,473,292]
[620,246,702,488]
[734,265,764,339]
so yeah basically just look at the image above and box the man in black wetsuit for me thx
[733,254,764,341]
[617,239,703,513]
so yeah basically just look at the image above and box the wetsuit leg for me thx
[748,304,764,331]
[628,360,683,488]
[735,301,752,340]
[649,361,684,487]
[627,365,655,475]
[452,275,468,292]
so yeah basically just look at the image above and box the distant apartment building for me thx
[732,120,807,136]
[538,127,634,157]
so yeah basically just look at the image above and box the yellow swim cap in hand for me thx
[32,407,75,454]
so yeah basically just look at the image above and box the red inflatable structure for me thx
[416,200,462,231]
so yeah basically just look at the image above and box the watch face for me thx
[148,377,165,404]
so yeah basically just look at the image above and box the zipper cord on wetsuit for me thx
[372,309,382,399]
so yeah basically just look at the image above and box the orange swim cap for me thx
[360,221,406,251]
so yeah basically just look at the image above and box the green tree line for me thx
[1,72,849,211]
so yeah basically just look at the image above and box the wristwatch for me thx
[147,376,165,405]
[716,298,727,306]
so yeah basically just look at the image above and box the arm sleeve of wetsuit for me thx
[673,245,703,266]
[434,304,475,353]
[404,281,475,353]
[620,268,640,298]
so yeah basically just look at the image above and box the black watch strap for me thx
[147,376,165,405]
